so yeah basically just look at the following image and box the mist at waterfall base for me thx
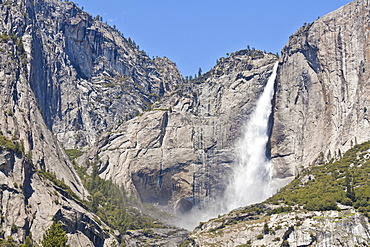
[224,62,279,212]
[175,62,279,230]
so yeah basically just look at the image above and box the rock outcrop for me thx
[271,0,370,179]
[24,0,184,149]
[0,0,118,245]
[83,51,278,212]
[191,204,370,246]
[2,0,370,245]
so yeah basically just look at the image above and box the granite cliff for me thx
[0,1,118,244]
[82,51,278,214]
[0,0,184,245]
[1,0,370,245]
[271,0,370,181]
[25,0,184,149]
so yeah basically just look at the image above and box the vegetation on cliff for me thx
[65,151,166,244]
[41,221,69,247]
[191,141,370,246]
[268,141,370,215]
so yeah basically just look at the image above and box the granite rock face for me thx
[83,51,278,212]
[23,0,184,149]
[2,0,370,245]
[191,204,370,246]
[271,0,370,179]
[0,0,118,245]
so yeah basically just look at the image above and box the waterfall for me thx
[175,62,279,230]
[224,61,278,212]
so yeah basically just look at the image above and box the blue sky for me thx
[74,0,351,76]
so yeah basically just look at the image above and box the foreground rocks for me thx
[2,0,370,245]
[190,204,370,246]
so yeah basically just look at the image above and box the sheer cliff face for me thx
[23,0,184,148]
[0,1,116,245]
[84,52,278,212]
[271,0,370,179]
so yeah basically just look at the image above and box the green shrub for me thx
[304,197,338,211]
[267,141,370,213]
[281,240,290,247]
[0,33,10,43]
[41,221,69,247]
[64,149,83,160]
[0,134,24,154]
[256,234,264,239]
[341,197,353,206]
[10,224,17,234]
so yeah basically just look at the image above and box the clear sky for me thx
[73,0,352,77]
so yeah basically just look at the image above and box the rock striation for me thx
[23,0,184,149]
[2,0,370,245]
[82,51,278,212]
[271,0,370,180]
[0,0,122,245]
[191,204,370,246]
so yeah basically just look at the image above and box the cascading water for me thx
[224,61,279,212]
[176,62,279,230]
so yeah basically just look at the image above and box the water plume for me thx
[223,62,278,212]
[176,62,279,230]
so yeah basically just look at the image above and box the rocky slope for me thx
[271,0,370,180]
[24,0,184,149]
[190,205,370,247]
[82,51,278,213]
[190,140,370,246]
[0,0,187,245]
[2,0,370,245]
[0,18,117,247]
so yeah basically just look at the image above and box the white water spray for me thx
[175,62,279,229]
[224,62,279,212]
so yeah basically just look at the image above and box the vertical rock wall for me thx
[22,0,185,148]
[0,1,117,245]
[84,52,278,212]
[271,0,370,179]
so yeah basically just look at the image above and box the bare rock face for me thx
[22,0,184,149]
[271,0,370,179]
[0,1,117,245]
[83,52,278,212]
[0,148,116,246]
[191,205,370,246]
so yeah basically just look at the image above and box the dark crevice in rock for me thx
[23,160,35,204]
[282,226,294,240]
[271,153,294,159]
[267,62,280,160]
[158,112,168,147]
[54,209,108,247]
[297,234,317,247]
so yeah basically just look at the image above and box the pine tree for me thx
[345,171,356,201]
[22,236,33,247]
[198,67,202,77]
[41,221,70,247]
[263,221,269,234]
